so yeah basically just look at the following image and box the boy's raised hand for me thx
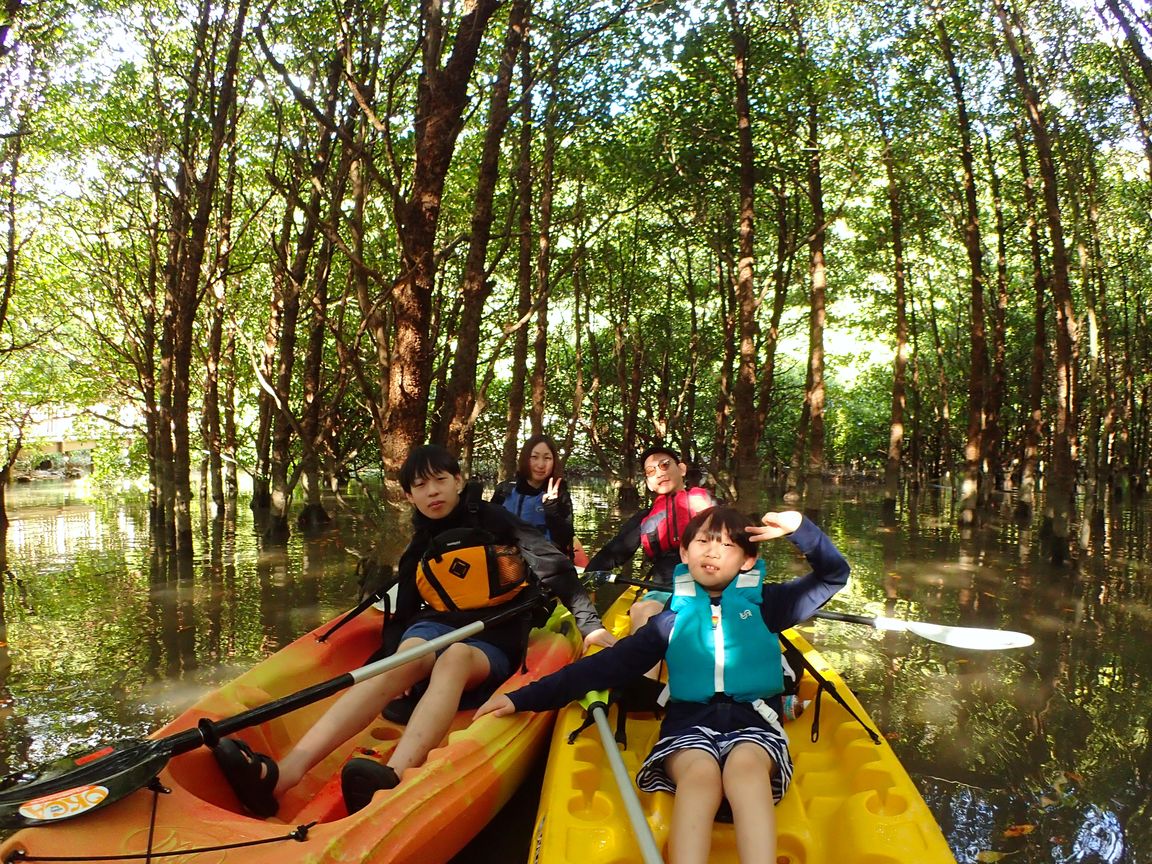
[473,693,516,721]
[747,510,803,542]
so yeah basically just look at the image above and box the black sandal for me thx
[341,758,399,815]
[212,738,280,818]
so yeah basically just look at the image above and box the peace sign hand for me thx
[542,477,560,503]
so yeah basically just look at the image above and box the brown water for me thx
[0,479,1148,864]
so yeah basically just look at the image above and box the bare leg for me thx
[664,749,723,864]
[629,598,667,678]
[722,743,777,864]
[387,642,491,773]
[273,638,436,795]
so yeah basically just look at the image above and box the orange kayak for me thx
[0,603,581,864]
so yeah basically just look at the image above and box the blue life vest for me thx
[501,485,551,541]
[665,560,784,703]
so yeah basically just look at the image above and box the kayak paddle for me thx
[810,609,1034,650]
[581,571,1035,651]
[578,693,663,864]
[0,595,543,829]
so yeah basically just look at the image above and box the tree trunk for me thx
[1103,0,1152,92]
[1013,121,1047,522]
[222,327,238,516]
[379,0,503,475]
[711,249,736,494]
[877,111,909,523]
[502,43,534,479]
[754,178,794,475]
[725,0,762,506]
[983,130,1009,498]
[438,0,529,452]
[299,151,350,532]
[802,95,827,518]
[562,212,588,457]
[998,0,1078,563]
[935,5,988,527]
[922,275,953,484]
[530,79,559,437]
[159,0,249,554]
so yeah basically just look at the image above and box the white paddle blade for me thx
[873,616,1035,650]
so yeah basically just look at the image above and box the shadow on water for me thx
[0,479,1150,864]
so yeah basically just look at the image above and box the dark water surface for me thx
[0,479,1148,864]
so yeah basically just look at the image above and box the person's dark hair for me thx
[517,434,563,483]
[680,506,758,557]
[638,442,681,466]
[398,444,461,493]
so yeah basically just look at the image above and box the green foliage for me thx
[0,0,1149,505]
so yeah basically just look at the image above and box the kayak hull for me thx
[529,587,956,864]
[0,604,582,864]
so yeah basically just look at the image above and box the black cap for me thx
[638,443,681,465]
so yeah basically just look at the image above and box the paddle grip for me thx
[811,609,872,627]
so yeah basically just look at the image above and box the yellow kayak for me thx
[528,586,956,864]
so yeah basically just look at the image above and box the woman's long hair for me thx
[517,434,563,484]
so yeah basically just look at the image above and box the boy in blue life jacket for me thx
[584,443,717,634]
[212,445,613,819]
[474,506,849,864]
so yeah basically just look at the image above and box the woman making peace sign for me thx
[492,434,587,565]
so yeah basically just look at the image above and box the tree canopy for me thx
[1,0,1149,560]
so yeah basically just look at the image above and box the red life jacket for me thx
[639,487,715,559]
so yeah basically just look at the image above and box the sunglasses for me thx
[644,458,675,477]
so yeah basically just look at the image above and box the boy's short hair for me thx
[680,506,758,557]
[399,444,461,493]
[638,442,681,466]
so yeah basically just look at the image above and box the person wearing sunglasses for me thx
[585,443,718,635]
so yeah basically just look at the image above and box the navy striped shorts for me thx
[635,724,794,803]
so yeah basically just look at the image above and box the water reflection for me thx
[0,480,1149,863]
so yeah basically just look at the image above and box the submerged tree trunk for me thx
[754,177,793,484]
[877,109,909,523]
[998,0,1078,563]
[202,104,239,519]
[983,130,1009,498]
[1013,121,1047,522]
[935,5,988,527]
[788,3,826,517]
[159,0,249,554]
